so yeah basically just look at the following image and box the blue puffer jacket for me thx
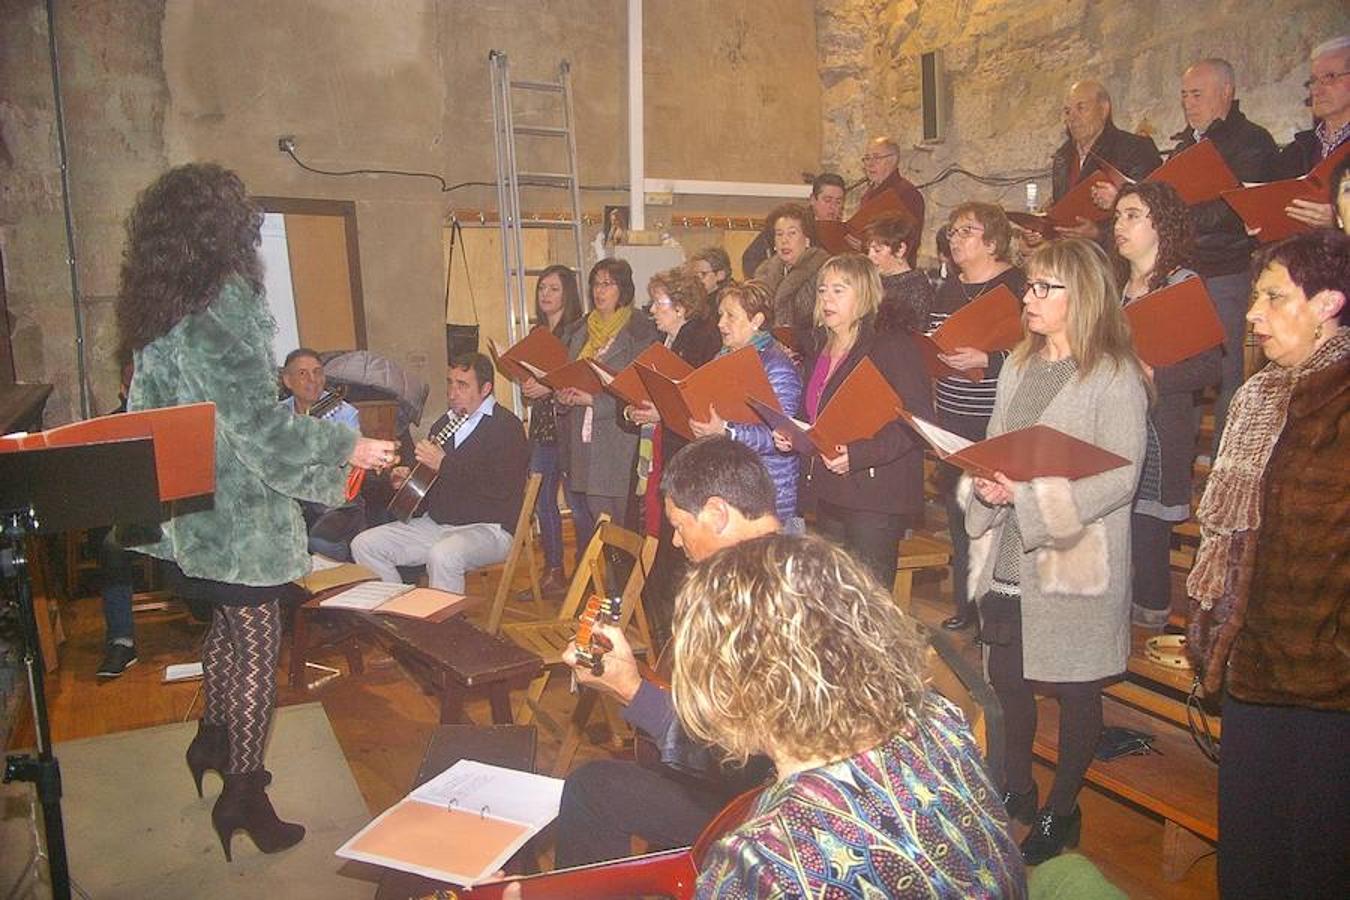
[729,340,801,521]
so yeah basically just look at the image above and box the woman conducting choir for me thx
[1188,231,1348,900]
[686,281,801,526]
[519,265,584,594]
[965,238,1147,864]
[774,253,932,586]
[116,163,395,860]
[1110,181,1219,629]
[553,258,658,550]
[928,202,1028,631]
[675,534,1025,898]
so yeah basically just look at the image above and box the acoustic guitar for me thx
[386,410,469,523]
[573,594,621,676]
[425,786,763,900]
[304,387,367,501]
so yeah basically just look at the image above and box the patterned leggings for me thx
[200,602,282,774]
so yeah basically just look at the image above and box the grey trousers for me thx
[1206,270,1253,447]
[350,516,513,593]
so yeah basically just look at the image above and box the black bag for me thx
[1096,726,1157,761]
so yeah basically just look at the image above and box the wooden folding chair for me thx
[475,471,546,634]
[926,626,1005,788]
[499,513,657,775]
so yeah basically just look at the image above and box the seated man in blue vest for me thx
[351,353,528,593]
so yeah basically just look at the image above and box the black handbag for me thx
[1095,726,1158,761]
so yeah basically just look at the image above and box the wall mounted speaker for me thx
[920,50,945,144]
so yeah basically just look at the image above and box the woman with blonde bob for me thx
[774,253,932,584]
[964,237,1147,865]
[674,533,1024,897]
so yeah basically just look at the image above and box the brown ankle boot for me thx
[186,722,227,797]
[212,771,305,861]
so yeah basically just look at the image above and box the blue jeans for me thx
[97,529,135,643]
[530,442,564,570]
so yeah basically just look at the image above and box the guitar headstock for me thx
[574,594,621,676]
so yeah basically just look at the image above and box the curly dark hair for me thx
[1110,181,1192,293]
[117,163,264,357]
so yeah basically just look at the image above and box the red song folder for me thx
[912,284,1024,381]
[1220,142,1350,243]
[1124,278,1225,368]
[487,330,571,385]
[588,343,694,408]
[749,357,902,456]
[635,346,782,442]
[1146,140,1240,205]
[900,411,1130,482]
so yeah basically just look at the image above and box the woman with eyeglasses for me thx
[752,202,831,337]
[553,258,658,553]
[774,254,932,586]
[927,202,1028,631]
[624,266,720,644]
[964,238,1147,866]
[689,246,733,308]
[1110,182,1220,630]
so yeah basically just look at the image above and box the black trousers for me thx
[553,759,730,868]
[1130,511,1174,615]
[813,499,907,589]
[1218,695,1350,899]
[983,594,1104,815]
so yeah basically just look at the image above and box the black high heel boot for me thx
[1020,806,1082,865]
[186,721,227,797]
[942,603,978,631]
[212,771,305,862]
[1001,783,1039,825]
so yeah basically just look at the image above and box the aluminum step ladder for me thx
[488,51,587,414]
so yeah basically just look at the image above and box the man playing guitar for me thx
[553,436,779,868]
[351,353,528,593]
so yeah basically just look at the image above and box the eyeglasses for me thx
[1304,71,1349,89]
[650,297,676,309]
[1112,209,1151,224]
[860,153,897,164]
[593,280,619,289]
[944,224,985,239]
[1025,280,1067,299]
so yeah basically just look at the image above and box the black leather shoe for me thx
[942,606,977,630]
[1001,783,1038,825]
[1020,806,1082,865]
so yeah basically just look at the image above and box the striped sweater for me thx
[927,268,1027,432]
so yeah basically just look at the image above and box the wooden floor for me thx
[11,549,1217,899]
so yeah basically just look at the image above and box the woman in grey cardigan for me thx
[555,258,658,554]
[964,238,1148,865]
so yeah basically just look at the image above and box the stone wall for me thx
[816,0,1350,257]
[1,0,820,425]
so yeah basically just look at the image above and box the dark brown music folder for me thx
[588,344,693,408]
[815,221,852,255]
[1007,161,1129,237]
[635,346,782,442]
[0,402,216,501]
[1220,142,1350,244]
[749,358,901,456]
[900,411,1130,482]
[487,330,571,385]
[1124,278,1225,368]
[1145,140,1240,205]
[517,358,606,395]
[912,283,1024,382]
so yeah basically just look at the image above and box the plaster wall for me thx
[816,0,1350,259]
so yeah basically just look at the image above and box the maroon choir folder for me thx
[1124,278,1225,368]
[900,411,1130,482]
[635,346,781,442]
[749,358,902,456]
[1145,140,1240,205]
[1221,142,1350,243]
[912,284,1024,382]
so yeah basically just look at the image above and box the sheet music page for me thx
[585,359,615,384]
[320,580,413,611]
[911,416,973,456]
[310,553,345,572]
[409,759,564,830]
[517,359,547,377]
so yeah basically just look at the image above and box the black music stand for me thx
[0,437,162,900]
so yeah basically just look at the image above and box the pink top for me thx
[804,351,834,422]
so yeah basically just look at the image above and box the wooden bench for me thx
[892,534,951,612]
[290,592,543,725]
[1033,691,1217,881]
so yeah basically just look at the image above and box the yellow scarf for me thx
[580,306,632,360]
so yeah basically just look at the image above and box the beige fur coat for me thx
[964,355,1147,682]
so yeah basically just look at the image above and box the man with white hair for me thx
[859,136,926,238]
[1169,57,1278,443]
[1274,36,1350,228]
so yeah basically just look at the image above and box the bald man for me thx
[1049,80,1162,238]
[1273,36,1350,228]
[1169,57,1278,442]
[859,136,926,240]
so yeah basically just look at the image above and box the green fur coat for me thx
[127,276,357,586]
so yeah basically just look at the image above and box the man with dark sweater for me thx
[351,353,527,593]
[1049,80,1162,238]
[1272,36,1350,228]
[1170,58,1278,442]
